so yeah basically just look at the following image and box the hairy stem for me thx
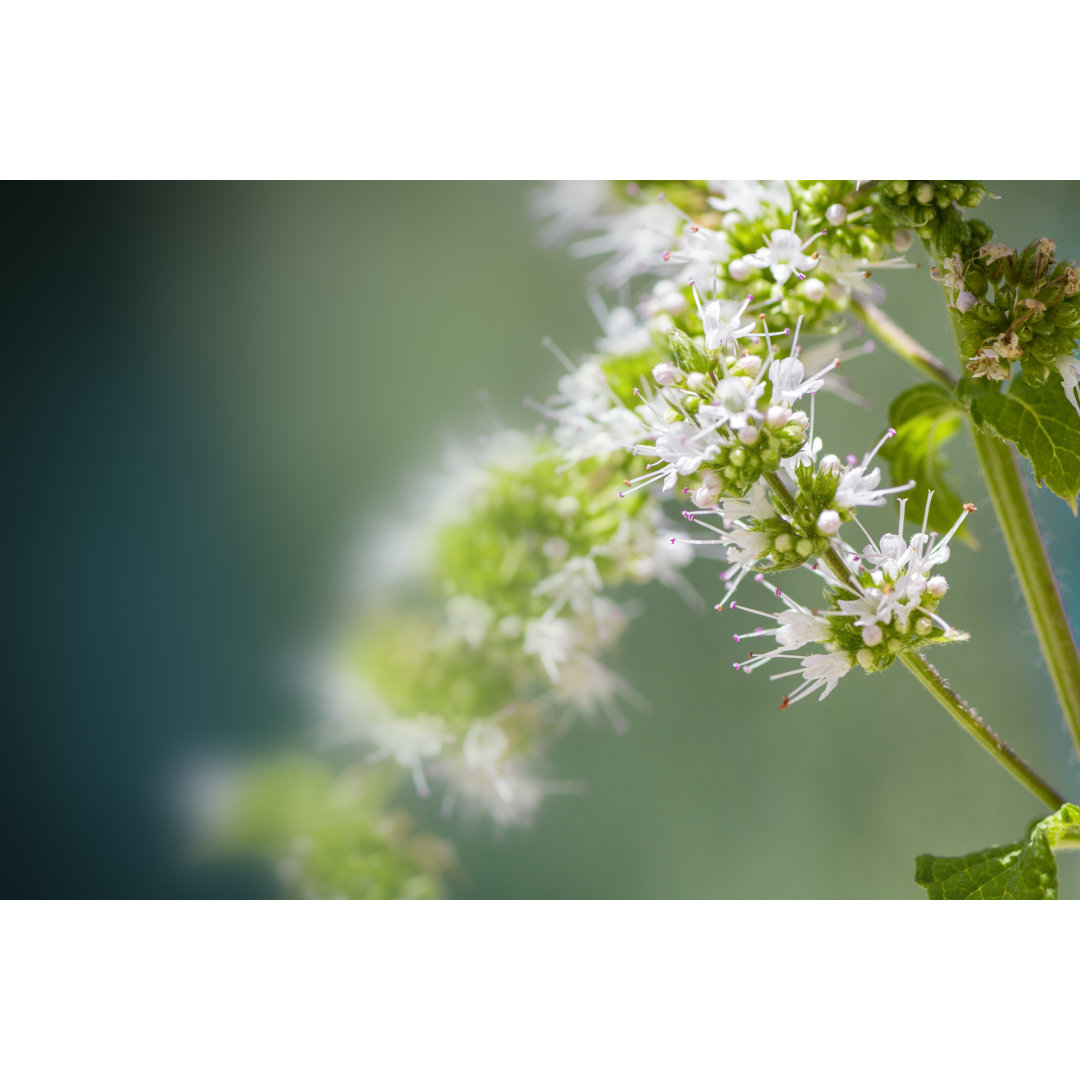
[851,296,957,391]
[900,652,1066,811]
[969,426,1080,765]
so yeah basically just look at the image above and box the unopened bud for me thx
[728,258,751,282]
[861,624,883,647]
[892,228,913,252]
[765,405,791,429]
[825,204,847,226]
[801,277,826,303]
[926,575,948,599]
[652,361,679,386]
[956,291,977,312]
[816,510,842,535]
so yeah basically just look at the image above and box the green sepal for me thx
[963,373,1080,512]
[915,803,1080,900]
[880,383,974,545]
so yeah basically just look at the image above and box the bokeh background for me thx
[5,181,1080,899]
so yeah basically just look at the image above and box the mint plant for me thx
[211,181,1080,899]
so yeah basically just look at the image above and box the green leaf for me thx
[881,383,975,545]
[965,374,1080,512]
[915,803,1080,900]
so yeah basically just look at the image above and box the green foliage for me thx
[217,757,455,899]
[880,383,974,545]
[915,804,1080,899]
[963,375,1080,511]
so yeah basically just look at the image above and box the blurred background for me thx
[5,181,1080,899]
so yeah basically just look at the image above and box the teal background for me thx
[5,181,1080,898]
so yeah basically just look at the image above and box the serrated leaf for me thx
[880,383,975,546]
[966,374,1080,512]
[915,803,1080,900]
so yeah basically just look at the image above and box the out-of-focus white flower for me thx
[523,616,576,682]
[446,595,494,649]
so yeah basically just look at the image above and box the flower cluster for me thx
[536,180,977,708]
[727,494,972,706]
[937,237,1080,411]
[535,180,921,340]
[318,428,691,829]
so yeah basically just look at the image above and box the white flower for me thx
[531,180,611,245]
[640,279,689,318]
[664,222,731,284]
[730,577,832,676]
[523,616,576,682]
[707,180,791,221]
[834,429,915,508]
[436,755,548,829]
[744,218,821,285]
[594,303,652,356]
[1054,354,1080,418]
[359,715,453,798]
[533,555,603,616]
[700,374,767,431]
[767,316,833,407]
[769,651,853,706]
[700,294,755,352]
[570,202,680,287]
[551,656,634,733]
[721,481,776,528]
[446,595,494,649]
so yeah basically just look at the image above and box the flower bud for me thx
[652,360,679,386]
[737,425,760,446]
[816,509,841,535]
[686,371,708,392]
[819,454,842,475]
[825,204,847,226]
[926,575,948,598]
[692,485,719,510]
[764,405,791,429]
[801,277,826,303]
[891,228,913,253]
[861,624,883,647]
[728,258,751,282]
[955,291,977,312]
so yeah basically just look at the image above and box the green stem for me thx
[900,652,1066,811]
[851,296,957,391]
[969,426,1080,765]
